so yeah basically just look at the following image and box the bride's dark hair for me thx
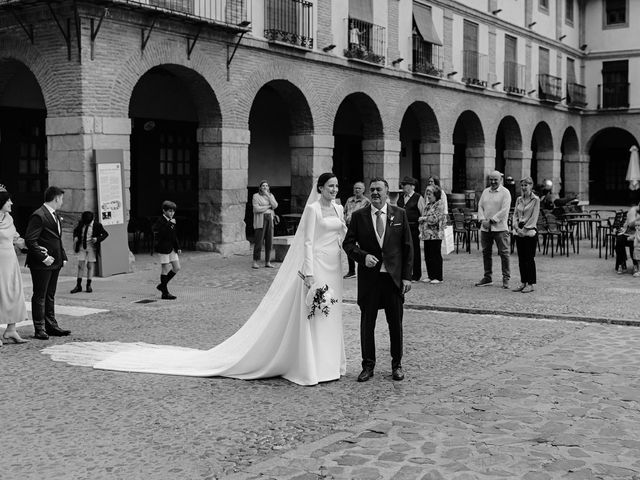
[316,172,336,193]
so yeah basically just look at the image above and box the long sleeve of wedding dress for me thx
[43,198,346,386]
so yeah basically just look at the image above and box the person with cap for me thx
[475,171,512,289]
[252,180,278,269]
[343,181,370,279]
[504,175,517,207]
[154,200,181,300]
[397,176,426,282]
[511,177,540,293]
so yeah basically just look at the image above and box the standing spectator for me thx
[615,202,639,275]
[427,176,448,215]
[154,200,181,300]
[70,211,108,293]
[511,177,540,293]
[0,186,29,345]
[504,176,517,207]
[397,176,425,282]
[349,21,361,51]
[475,171,512,289]
[25,186,70,339]
[419,185,446,284]
[252,180,278,269]
[343,181,370,279]
[633,205,640,277]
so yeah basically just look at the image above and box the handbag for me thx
[441,225,454,255]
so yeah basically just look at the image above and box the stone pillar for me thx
[197,127,250,255]
[46,116,131,217]
[362,139,401,190]
[504,149,532,181]
[488,26,497,86]
[525,39,532,92]
[564,153,589,200]
[289,134,334,212]
[420,142,454,194]
[536,151,562,195]
[465,147,495,193]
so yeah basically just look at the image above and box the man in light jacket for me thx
[475,171,512,289]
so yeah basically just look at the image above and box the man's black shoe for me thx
[33,330,49,340]
[70,285,82,294]
[392,367,405,381]
[46,327,71,336]
[343,272,356,279]
[161,292,177,300]
[357,369,374,382]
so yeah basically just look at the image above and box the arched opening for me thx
[495,116,522,178]
[129,65,220,250]
[332,93,383,204]
[247,80,313,238]
[589,128,639,205]
[399,101,440,194]
[0,59,47,234]
[452,110,484,193]
[560,127,579,198]
[530,122,553,188]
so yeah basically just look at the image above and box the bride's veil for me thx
[42,184,323,374]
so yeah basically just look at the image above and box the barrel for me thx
[449,193,466,211]
[463,189,477,209]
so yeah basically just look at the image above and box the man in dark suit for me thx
[25,186,70,339]
[397,176,425,281]
[343,177,413,382]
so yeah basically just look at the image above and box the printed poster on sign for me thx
[97,163,124,226]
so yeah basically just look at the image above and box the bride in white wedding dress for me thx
[43,173,347,386]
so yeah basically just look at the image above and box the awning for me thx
[349,0,373,23]
[413,2,442,46]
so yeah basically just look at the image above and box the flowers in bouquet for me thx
[305,283,339,320]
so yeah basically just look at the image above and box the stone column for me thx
[46,116,131,217]
[289,134,334,212]
[465,146,495,193]
[362,139,401,190]
[197,127,250,255]
[420,142,454,194]
[563,153,589,199]
[536,151,562,194]
[504,149,532,181]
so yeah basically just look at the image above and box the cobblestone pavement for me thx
[1,239,639,480]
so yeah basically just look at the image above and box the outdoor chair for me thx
[452,212,469,254]
[599,210,627,260]
[463,213,480,251]
[543,213,567,257]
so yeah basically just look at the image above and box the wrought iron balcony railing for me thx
[344,17,386,66]
[566,82,587,108]
[538,73,562,102]
[597,82,629,109]
[264,0,313,49]
[503,61,526,95]
[462,50,488,87]
[109,0,251,26]
[410,35,444,77]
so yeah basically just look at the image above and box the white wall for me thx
[530,0,556,39]
[584,0,637,53]
[499,0,526,28]
[332,0,348,54]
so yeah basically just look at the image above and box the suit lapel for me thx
[383,206,395,246]
[43,206,60,237]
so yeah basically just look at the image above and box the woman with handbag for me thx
[418,185,446,284]
[252,180,278,269]
[512,177,540,293]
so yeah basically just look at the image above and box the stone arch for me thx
[452,110,485,193]
[109,41,228,126]
[530,121,554,187]
[560,126,580,198]
[495,115,523,180]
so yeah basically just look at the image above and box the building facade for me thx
[0,0,638,254]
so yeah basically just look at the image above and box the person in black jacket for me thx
[70,211,109,293]
[154,200,181,299]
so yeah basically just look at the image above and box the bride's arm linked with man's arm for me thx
[301,203,317,288]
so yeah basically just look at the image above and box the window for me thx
[538,47,549,75]
[601,60,629,108]
[604,0,627,26]
[566,57,576,83]
[565,0,574,24]
[539,0,549,11]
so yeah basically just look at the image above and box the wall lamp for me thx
[527,89,537,95]
[237,20,251,28]
[446,71,458,77]
[558,34,567,41]
[528,21,537,28]
[492,81,502,88]
[579,44,588,50]
[392,57,404,66]
[492,9,502,14]
[322,44,336,52]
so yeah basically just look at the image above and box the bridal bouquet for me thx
[298,271,339,320]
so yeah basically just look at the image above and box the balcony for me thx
[264,0,313,50]
[410,35,444,78]
[462,50,488,88]
[566,82,587,108]
[102,0,251,27]
[598,82,629,109]
[344,17,386,66]
[538,73,562,103]
[503,61,526,95]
